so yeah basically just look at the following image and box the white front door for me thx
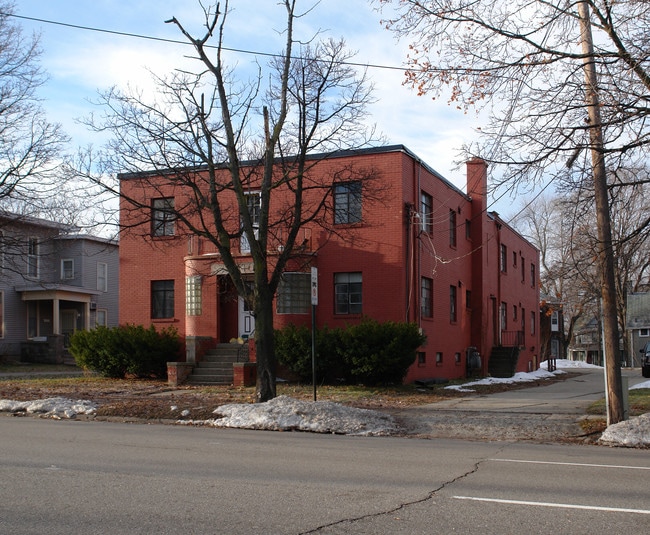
[238,296,255,339]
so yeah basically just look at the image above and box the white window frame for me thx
[640,328,650,338]
[95,309,108,327]
[61,259,74,280]
[551,310,559,332]
[97,262,108,292]
[240,191,261,253]
[420,192,432,234]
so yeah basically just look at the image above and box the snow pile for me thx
[540,358,602,369]
[181,395,400,436]
[0,397,97,419]
[631,380,650,390]
[599,413,650,448]
[445,368,564,393]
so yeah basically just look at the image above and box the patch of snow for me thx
[630,380,650,391]
[444,368,564,393]
[179,395,399,436]
[599,413,650,448]
[540,359,602,369]
[0,397,97,419]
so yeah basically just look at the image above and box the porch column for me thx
[53,297,60,335]
[84,302,90,330]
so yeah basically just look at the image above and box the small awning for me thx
[16,284,101,303]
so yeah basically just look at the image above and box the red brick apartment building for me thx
[118,145,540,383]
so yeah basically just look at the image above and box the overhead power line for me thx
[3,12,413,74]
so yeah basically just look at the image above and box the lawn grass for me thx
[0,362,82,374]
[586,388,650,417]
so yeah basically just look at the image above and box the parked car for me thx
[641,342,650,378]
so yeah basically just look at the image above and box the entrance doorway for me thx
[61,310,77,347]
[238,295,255,339]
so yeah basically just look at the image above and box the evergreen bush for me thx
[275,318,425,386]
[69,324,181,379]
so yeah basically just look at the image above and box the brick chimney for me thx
[467,157,489,374]
[466,157,488,213]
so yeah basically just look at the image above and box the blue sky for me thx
[16,1,496,204]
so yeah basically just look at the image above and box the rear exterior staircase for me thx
[186,343,249,385]
[487,345,521,378]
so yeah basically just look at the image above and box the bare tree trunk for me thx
[254,284,277,403]
[578,2,624,424]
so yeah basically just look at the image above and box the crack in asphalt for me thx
[299,446,506,534]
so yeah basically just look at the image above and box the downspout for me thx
[405,202,412,322]
[496,220,502,346]
[416,161,422,328]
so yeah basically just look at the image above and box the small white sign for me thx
[311,267,318,306]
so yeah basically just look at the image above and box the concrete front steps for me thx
[186,343,249,385]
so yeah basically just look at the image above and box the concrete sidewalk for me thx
[391,368,642,443]
[426,367,642,415]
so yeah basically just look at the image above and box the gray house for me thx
[627,292,650,368]
[0,212,118,363]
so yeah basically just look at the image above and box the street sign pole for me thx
[311,267,318,402]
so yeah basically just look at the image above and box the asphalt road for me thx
[1,416,648,534]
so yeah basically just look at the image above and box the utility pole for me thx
[577,1,625,424]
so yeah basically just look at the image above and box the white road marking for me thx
[453,496,650,515]
[489,458,650,471]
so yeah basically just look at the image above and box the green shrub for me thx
[275,324,345,383]
[344,319,426,385]
[69,324,181,379]
[275,319,425,386]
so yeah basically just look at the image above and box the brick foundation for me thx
[233,362,257,387]
[167,362,194,386]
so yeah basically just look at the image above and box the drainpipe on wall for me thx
[405,202,413,323]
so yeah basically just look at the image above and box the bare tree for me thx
[513,176,650,362]
[81,1,380,402]
[377,0,650,423]
[0,2,68,212]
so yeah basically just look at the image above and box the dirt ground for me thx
[0,372,604,444]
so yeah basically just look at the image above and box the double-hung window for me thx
[449,209,457,247]
[151,280,175,319]
[61,259,74,280]
[152,198,175,237]
[334,182,362,224]
[450,285,457,323]
[97,263,108,292]
[421,277,432,318]
[241,192,261,253]
[334,272,362,314]
[420,192,432,234]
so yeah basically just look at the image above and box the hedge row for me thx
[275,319,426,386]
[69,324,181,379]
